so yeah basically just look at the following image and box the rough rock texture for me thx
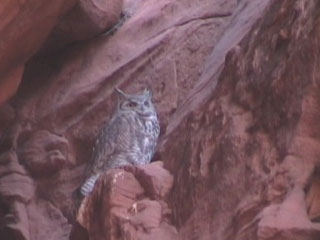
[160,1,320,239]
[18,130,70,177]
[72,162,176,240]
[0,151,35,240]
[1,0,320,239]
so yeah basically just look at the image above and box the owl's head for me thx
[116,88,156,117]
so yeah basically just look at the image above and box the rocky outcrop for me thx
[0,151,35,240]
[1,0,320,239]
[72,162,176,240]
[19,130,70,177]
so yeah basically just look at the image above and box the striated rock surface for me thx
[1,0,320,239]
[160,0,320,239]
[0,151,35,240]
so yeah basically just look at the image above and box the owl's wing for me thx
[90,115,130,173]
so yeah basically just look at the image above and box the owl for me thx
[80,88,160,196]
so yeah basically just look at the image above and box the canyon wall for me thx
[1,0,320,239]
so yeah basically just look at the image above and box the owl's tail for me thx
[80,174,100,196]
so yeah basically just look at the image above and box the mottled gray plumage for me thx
[80,88,160,196]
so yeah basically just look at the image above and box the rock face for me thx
[72,162,176,240]
[0,0,123,105]
[160,1,320,239]
[19,130,70,177]
[0,0,77,105]
[1,0,320,240]
[40,0,124,54]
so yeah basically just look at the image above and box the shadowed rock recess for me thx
[1,0,320,239]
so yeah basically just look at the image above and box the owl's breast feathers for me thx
[92,112,159,170]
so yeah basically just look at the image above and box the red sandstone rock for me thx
[124,161,174,199]
[75,163,176,240]
[0,0,123,106]
[0,151,35,203]
[0,151,35,239]
[0,0,78,106]
[27,199,71,240]
[306,175,320,221]
[161,1,320,240]
[19,130,70,177]
[41,0,123,53]
[0,65,24,106]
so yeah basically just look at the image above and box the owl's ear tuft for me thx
[115,88,128,99]
[143,88,152,99]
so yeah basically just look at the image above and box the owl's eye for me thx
[144,101,150,107]
[127,102,138,108]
